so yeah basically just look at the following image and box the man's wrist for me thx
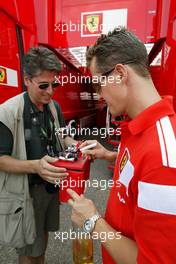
[93,217,105,232]
[30,160,39,174]
[104,150,117,163]
[91,216,104,233]
[91,217,107,242]
[83,212,102,233]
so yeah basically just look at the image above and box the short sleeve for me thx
[134,167,176,263]
[0,122,13,155]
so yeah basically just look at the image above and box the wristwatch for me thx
[83,212,102,233]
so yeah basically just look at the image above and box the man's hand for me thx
[64,136,77,148]
[35,155,69,184]
[67,188,97,227]
[79,140,112,161]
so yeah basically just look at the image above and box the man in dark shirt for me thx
[0,46,76,264]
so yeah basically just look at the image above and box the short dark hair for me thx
[86,27,150,78]
[23,46,61,79]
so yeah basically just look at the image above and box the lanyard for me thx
[30,103,56,156]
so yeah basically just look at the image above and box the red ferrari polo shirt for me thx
[102,97,176,264]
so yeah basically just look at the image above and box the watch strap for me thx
[88,212,102,233]
[91,213,102,223]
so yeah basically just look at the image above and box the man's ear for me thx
[24,75,30,87]
[114,64,128,82]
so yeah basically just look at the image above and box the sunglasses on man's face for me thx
[92,67,115,94]
[92,81,103,94]
[31,79,60,90]
[92,59,138,94]
[37,81,60,90]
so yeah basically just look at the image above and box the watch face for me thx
[84,219,93,232]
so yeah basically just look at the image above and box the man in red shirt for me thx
[67,27,176,263]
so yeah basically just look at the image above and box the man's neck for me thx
[126,77,161,119]
[28,92,44,111]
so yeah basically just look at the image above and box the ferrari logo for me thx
[120,149,129,174]
[0,68,6,82]
[86,15,100,33]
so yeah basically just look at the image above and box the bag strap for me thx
[48,101,65,151]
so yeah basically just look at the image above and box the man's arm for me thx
[0,155,68,184]
[0,156,70,183]
[67,189,137,264]
[0,155,38,174]
[94,218,137,264]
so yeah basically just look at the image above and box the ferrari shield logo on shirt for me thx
[119,148,134,196]
[120,148,129,174]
